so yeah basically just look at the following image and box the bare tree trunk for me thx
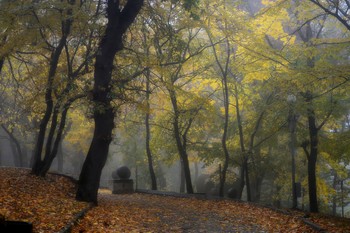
[76,0,143,204]
[145,69,157,190]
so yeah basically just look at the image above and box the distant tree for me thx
[145,69,158,190]
[204,0,232,197]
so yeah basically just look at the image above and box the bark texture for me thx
[76,0,143,204]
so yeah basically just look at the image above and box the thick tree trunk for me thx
[145,70,157,190]
[76,0,143,204]
[77,108,114,204]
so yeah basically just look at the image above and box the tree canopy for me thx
[0,0,349,214]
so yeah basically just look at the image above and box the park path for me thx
[71,192,267,233]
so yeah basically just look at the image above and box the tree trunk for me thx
[0,57,4,74]
[304,92,319,213]
[244,157,251,202]
[37,104,61,174]
[219,71,230,197]
[10,141,21,167]
[237,164,245,200]
[145,69,157,190]
[235,83,250,200]
[307,111,319,213]
[37,98,79,176]
[169,89,193,194]
[2,125,23,167]
[332,173,337,216]
[34,93,84,175]
[208,33,231,198]
[76,0,143,204]
[32,0,74,175]
[76,108,114,204]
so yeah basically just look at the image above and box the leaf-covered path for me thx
[1,168,349,232]
[72,191,314,233]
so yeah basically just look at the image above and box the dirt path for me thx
[72,192,267,232]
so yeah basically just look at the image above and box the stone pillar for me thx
[112,166,134,194]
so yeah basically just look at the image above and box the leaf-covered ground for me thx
[0,167,90,233]
[72,191,313,233]
[1,167,350,232]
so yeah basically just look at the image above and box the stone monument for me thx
[112,166,134,194]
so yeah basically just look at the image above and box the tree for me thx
[309,0,350,31]
[145,68,158,190]
[138,16,157,190]
[31,0,76,175]
[76,0,143,204]
[282,0,349,212]
[33,0,100,176]
[137,0,211,194]
[203,0,232,197]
